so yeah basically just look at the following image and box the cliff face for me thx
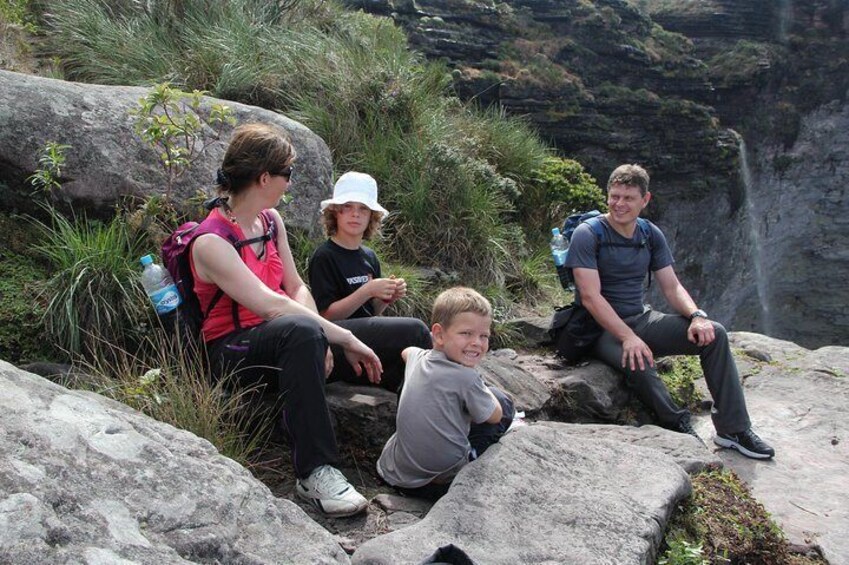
[346,0,849,347]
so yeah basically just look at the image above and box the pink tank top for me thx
[191,208,287,342]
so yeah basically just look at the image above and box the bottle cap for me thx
[140,254,153,266]
[551,227,561,236]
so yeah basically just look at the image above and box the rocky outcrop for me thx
[353,424,694,564]
[0,70,332,232]
[693,332,849,564]
[0,360,349,564]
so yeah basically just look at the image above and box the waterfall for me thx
[735,132,773,335]
[777,0,792,44]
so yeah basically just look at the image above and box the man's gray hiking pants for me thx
[592,309,751,434]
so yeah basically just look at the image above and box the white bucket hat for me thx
[320,172,388,218]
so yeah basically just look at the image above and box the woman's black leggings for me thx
[206,315,339,479]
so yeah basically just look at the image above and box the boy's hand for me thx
[388,276,407,302]
[366,277,398,303]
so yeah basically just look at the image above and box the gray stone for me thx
[478,355,551,418]
[693,333,849,564]
[326,382,398,455]
[0,360,349,564]
[372,494,432,516]
[535,422,722,475]
[0,70,332,233]
[352,424,691,564]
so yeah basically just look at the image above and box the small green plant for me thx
[130,82,236,198]
[27,141,72,197]
[658,538,707,565]
[657,355,704,411]
[32,206,147,356]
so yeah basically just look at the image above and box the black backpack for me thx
[556,210,653,289]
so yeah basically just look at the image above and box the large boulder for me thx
[0,360,349,564]
[693,333,849,564]
[0,70,332,232]
[352,423,692,564]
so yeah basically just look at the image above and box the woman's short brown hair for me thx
[217,123,295,195]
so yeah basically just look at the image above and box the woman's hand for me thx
[342,337,383,384]
[324,346,334,379]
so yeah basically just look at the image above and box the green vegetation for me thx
[130,83,236,198]
[660,468,824,564]
[38,0,564,300]
[522,156,607,247]
[657,355,704,411]
[32,207,148,356]
[0,212,56,363]
[27,141,71,198]
[0,0,36,31]
[73,328,270,465]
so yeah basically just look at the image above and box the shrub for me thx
[27,141,71,199]
[521,156,607,247]
[32,206,148,356]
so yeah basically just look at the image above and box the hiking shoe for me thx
[296,465,368,517]
[714,428,775,460]
[674,417,705,447]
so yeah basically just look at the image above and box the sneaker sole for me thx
[296,485,368,518]
[713,436,774,460]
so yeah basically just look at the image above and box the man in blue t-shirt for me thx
[565,164,774,460]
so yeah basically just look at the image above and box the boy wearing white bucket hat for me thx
[309,172,432,393]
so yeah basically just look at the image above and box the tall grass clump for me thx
[74,328,270,465]
[32,207,147,356]
[42,0,558,297]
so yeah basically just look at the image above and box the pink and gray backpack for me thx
[160,199,277,342]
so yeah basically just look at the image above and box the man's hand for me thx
[687,317,715,346]
[621,335,654,371]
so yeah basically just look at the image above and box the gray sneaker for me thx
[296,465,368,517]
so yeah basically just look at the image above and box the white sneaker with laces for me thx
[296,465,368,517]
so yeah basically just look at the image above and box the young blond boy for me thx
[376,287,515,499]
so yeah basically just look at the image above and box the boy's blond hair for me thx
[431,287,492,328]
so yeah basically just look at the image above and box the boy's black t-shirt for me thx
[308,239,382,318]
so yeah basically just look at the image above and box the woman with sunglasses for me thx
[190,123,378,517]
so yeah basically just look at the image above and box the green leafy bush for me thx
[32,207,148,356]
[521,156,606,246]
[27,141,71,198]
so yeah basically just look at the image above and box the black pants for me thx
[332,316,432,393]
[206,315,339,479]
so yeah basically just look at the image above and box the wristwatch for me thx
[689,309,708,321]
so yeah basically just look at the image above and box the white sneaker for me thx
[296,465,368,517]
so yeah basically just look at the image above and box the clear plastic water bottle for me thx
[550,228,571,290]
[140,255,182,315]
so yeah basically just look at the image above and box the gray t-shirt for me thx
[565,216,673,318]
[376,348,497,488]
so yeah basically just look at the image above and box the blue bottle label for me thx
[149,284,182,315]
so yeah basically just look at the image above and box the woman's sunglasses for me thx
[271,164,294,181]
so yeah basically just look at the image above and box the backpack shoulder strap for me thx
[636,217,653,249]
